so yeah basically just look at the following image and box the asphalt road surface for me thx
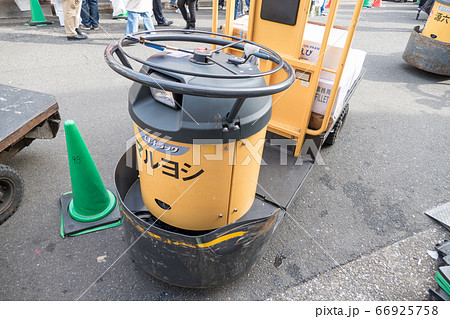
[0,1,449,301]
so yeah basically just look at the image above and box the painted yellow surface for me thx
[122,208,246,249]
[422,1,450,43]
[134,125,268,230]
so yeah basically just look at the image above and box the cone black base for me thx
[28,20,54,26]
[60,189,121,237]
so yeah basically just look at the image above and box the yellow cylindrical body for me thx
[422,0,450,43]
[134,124,267,231]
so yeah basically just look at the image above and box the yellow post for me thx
[212,0,218,49]
[224,0,236,37]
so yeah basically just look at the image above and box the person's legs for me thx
[422,0,435,14]
[187,0,196,28]
[88,0,100,27]
[80,0,91,27]
[152,0,165,24]
[62,0,80,36]
[418,0,428,7]
[75,0,82,27]
[177,0,190,28]
[125,11,139,35]
[234,0,240,19]
[320,0,326,15]
[141,11,155,31]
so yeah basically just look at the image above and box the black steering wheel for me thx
[104,29,294,99]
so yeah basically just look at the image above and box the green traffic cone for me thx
[60,120,121,237]
[363,0,372,8]
[27,0,53,26]
[64,120,116,221]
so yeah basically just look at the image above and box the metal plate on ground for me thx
[256,134,321,210]
[425,202,450,232]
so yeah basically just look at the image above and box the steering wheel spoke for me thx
[206,56,239,75]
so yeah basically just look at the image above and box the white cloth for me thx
[111,0,127,16]
[126,0,152,13]
[244,43,260,67]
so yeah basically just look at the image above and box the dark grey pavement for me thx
[0,1,449,301]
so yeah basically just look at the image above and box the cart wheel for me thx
[324,119,341,146]
[0,164,24,225]
[325,103,349,146]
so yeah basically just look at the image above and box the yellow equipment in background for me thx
[422,0,450,43]
[403,0,450,76]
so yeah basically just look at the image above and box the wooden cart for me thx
[0,84,60,224]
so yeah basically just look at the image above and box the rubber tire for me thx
[0,164,24,225]
[325,104,349,146]
[324,119,341,146]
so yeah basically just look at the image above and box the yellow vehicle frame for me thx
[212,0,364,157]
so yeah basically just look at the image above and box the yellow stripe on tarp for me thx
[124,209,247,249]
[196,231,247,248]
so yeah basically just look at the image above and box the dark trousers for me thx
[177,0,196,25]
[422,0,435,14]
[152,0,166,24]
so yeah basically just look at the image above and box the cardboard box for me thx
[347,48,367,84]
[329,48,366,118]
[312,77,347,120]
[311,48,366,127]
[232,15,249,39]
[301,23,349,81]
[309,112,334,130]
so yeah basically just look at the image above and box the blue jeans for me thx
[80,0,99,28]
[170,0,176,4]
[125,11,155,35]
[234,0,250,19]
[320,0,326,14]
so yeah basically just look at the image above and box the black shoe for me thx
[183,21,191,29]
[75,28,87,36]
[67,34,88,41]
[157,20,173,26]
[184,23,195,33]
